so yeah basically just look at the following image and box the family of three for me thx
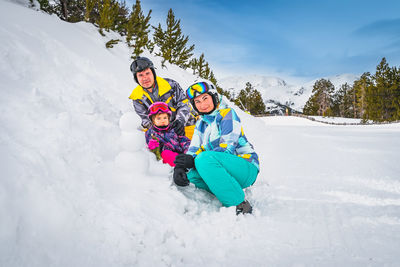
[129,57,260,215]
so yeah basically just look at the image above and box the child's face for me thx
[153,113,169,127]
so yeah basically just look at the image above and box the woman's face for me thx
[194,93,214,113]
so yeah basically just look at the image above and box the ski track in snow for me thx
[1,1,400,266]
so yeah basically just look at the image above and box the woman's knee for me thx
[194,151,216,169]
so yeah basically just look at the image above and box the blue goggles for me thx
[186,82,213,99]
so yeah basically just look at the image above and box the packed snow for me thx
[309,116,365,124]
[1,1,400,266]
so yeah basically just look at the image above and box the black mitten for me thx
[172,120,185,136]
[173,167,189,186]
[174,154,195,169]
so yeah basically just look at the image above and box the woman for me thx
[173,82,260,215]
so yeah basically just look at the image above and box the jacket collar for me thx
[129,77,172,100]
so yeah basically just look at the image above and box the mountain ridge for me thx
[219,73,359,113]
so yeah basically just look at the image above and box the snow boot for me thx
[236,200,252,215]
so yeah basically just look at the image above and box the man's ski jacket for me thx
[129,77,197,129]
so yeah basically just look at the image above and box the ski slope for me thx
[1,1,400,266]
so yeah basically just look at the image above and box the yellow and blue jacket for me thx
[129,77,197,129]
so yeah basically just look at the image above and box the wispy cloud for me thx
[344,18,400,70]
[130,0,400,79]
[353,18,400,38]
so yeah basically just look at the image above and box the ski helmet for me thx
[148,102,172,131]
[186,81,219,114]
[130,56,156,84]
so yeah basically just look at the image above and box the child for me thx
[145,102,191,167]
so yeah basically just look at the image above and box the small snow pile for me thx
[116,112,148,172]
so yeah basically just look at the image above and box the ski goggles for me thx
[186,82,213,100]
[149,102,171,115]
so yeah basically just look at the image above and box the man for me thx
[129,57,197,138]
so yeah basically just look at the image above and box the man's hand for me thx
[172,120,185,136]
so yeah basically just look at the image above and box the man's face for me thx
[137,68,155,89]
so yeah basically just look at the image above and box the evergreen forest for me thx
[33,0,398,120]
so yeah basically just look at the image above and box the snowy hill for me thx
[1,1,400,266]
[219,73,359,113]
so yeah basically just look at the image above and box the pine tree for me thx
[189,57,198,75]
[190,53,207,76]
[362,59,400,122]
[37,0,52,13]
[60,0,68,20]
[386,64,400,121]
[209,71,218,87]
[235,83,251,113]
[84,0,97,22]
[97,0,119,35]
[371,57,392,121]
[303,79,334,116]
[392,66,400,120]
[364,76,380,122]
[66,0,86,22]
[235,82,266,115]
[363,62,387,122]
[201,62,209,79]
[113,1,129,35]
[51,0,86,22]
[303,58,399,122]
[41,0,96,22]
[217,85,233,101]
[331,84,346,117]
[250,88,266,115]
[303,93,319,115]
[339,83,354,118]
[43,0,127,35]
[353,72,371,120]
[153,9,195,68]
[85,0,101,24]
[126,0,152,57]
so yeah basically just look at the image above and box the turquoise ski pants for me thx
[187,151,258,207]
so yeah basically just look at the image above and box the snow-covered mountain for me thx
[1,1,400,266]
[219,73,359,113]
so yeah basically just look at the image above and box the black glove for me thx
[174,154,195,169]
[173,167,189,186]
[172,120,185,136]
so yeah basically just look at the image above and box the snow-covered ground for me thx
[1,1,400,266]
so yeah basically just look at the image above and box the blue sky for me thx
[130,0,400,81]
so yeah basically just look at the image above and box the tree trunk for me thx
[60,0,68,20]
